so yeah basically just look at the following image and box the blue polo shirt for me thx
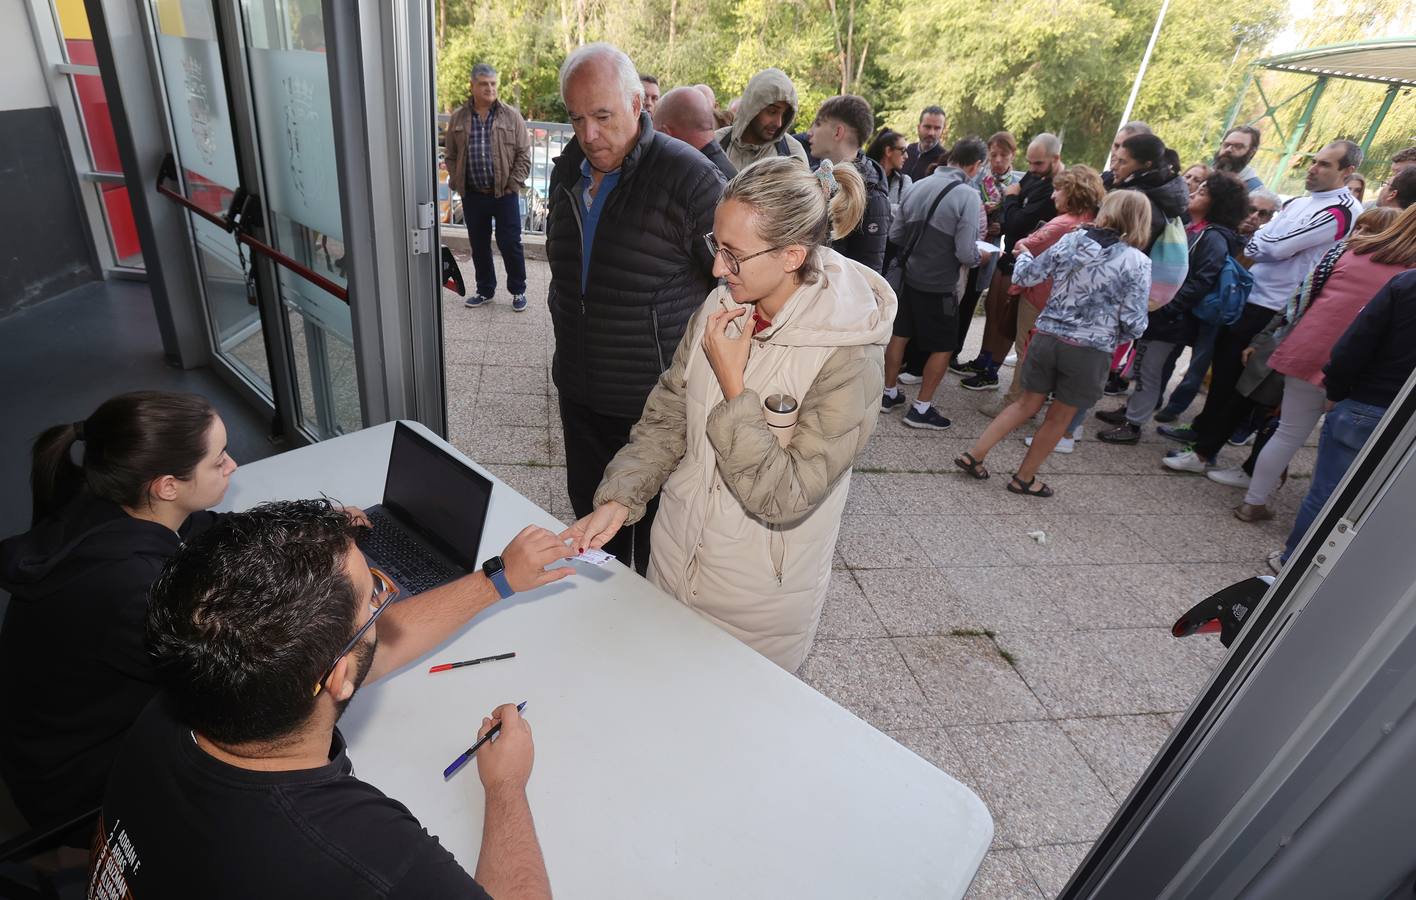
[579,157,622,292]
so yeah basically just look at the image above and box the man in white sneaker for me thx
[1164,140,1361,494]
[447,63,533,311]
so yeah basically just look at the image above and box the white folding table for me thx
[219,421,992,898]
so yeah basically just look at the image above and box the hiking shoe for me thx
[1154,408,1180,424]
[961,371,1000,391]
[1207,466,1251,489]
[880,391,908,413]
[1103,373,1131,396]
[1162,449,1214,473]
[1094,407,1129,426]
[1266,549,1285,574]
[950,357,984,375]
[1234,502,1274,522]
[512,293,528,312]
[1158,422,1196,443]
[903,406,952,430]
[1097,424,1141,444]
[1025,434,1074,454]
[464,293,492,308]
[897,372,923,385]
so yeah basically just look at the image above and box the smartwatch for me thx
[482,556,515,599]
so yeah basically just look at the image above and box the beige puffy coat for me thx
[595,250,896,670]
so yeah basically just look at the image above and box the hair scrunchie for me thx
[72,420,87,441]
[814,158,839,198]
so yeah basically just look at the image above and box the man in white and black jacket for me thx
[1165,139,1361,473]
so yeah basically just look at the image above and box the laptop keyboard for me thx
[358,508,462,595]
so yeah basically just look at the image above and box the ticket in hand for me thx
[572,548,615,566]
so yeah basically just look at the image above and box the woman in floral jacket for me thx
[955,191,1152,496]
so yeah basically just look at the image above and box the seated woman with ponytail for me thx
[562,157,896,671]
[0,391,236,835]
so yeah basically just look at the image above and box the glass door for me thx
[237,0,359,437]
[146,0,359,440]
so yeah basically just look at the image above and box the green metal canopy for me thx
[1258,37,1416,87]
[1222,36,1416,189]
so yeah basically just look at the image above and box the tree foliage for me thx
[435,0,1409,178]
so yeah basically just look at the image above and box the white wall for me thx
[0,2,52,112]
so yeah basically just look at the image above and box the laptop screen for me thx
[381,423,492,570]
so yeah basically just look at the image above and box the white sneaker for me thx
[1207,466,1251,489]
[1071,424,1085,441]
[1162,449,1212,473]
[1003,352,1018,367]
[1024,434,1074,454]
[897,372,923,385]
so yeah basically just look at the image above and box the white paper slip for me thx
[977,240,1003,255]
[572,548,615,566]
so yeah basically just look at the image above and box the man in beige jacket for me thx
[446,63,532,310]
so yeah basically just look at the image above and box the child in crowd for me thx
[954,191,1152,496]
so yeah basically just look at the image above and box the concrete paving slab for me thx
[950,720,1117,846]
[896,635,1047,725]
[798,638,939,730]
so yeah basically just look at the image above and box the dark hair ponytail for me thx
[30,391,217,524]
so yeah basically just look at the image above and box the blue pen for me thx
[443,701,528,779]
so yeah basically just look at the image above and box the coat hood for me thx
[727,69,799,147]
[1120,169,1190,220]
[717,249,896,349]
[0,493,181,601]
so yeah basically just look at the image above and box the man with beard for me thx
[714,68,811,171]
[1214,126,1265,192]
[902,106,948,181]
[91,500,572,899]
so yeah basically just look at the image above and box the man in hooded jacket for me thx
[714,68,811,172]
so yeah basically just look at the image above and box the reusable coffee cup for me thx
[763,393,799,447]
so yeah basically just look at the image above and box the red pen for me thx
[429,652,516,673]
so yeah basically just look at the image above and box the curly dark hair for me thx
[147,499,368,744]
[1202,170,1249,230]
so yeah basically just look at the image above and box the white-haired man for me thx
[546,43,724,575]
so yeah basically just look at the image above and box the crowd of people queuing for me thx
[2,37,1415,898]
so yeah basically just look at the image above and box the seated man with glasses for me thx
[89,500,570,900]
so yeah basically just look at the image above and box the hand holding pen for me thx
[445,702,535,789]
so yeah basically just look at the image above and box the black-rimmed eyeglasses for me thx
[313,566,399,697]
[704,232,783,276]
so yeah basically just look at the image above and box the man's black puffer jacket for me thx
[547,112,724,420]
[1144,223,1243,346]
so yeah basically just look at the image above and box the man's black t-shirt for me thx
[90,695,492,900]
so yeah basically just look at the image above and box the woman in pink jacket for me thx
[1236,203,1416,521]
[999,165,1105,406]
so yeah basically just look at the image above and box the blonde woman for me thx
[955,191,1152,496]
[562,157,896,670]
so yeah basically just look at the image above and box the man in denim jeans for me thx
[447,63,533,311]
[1273,270,1416,572]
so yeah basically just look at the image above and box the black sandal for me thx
[1007,474,1054,498]
[954,452,990,480]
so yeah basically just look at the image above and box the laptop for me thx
[355,423,493,595]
